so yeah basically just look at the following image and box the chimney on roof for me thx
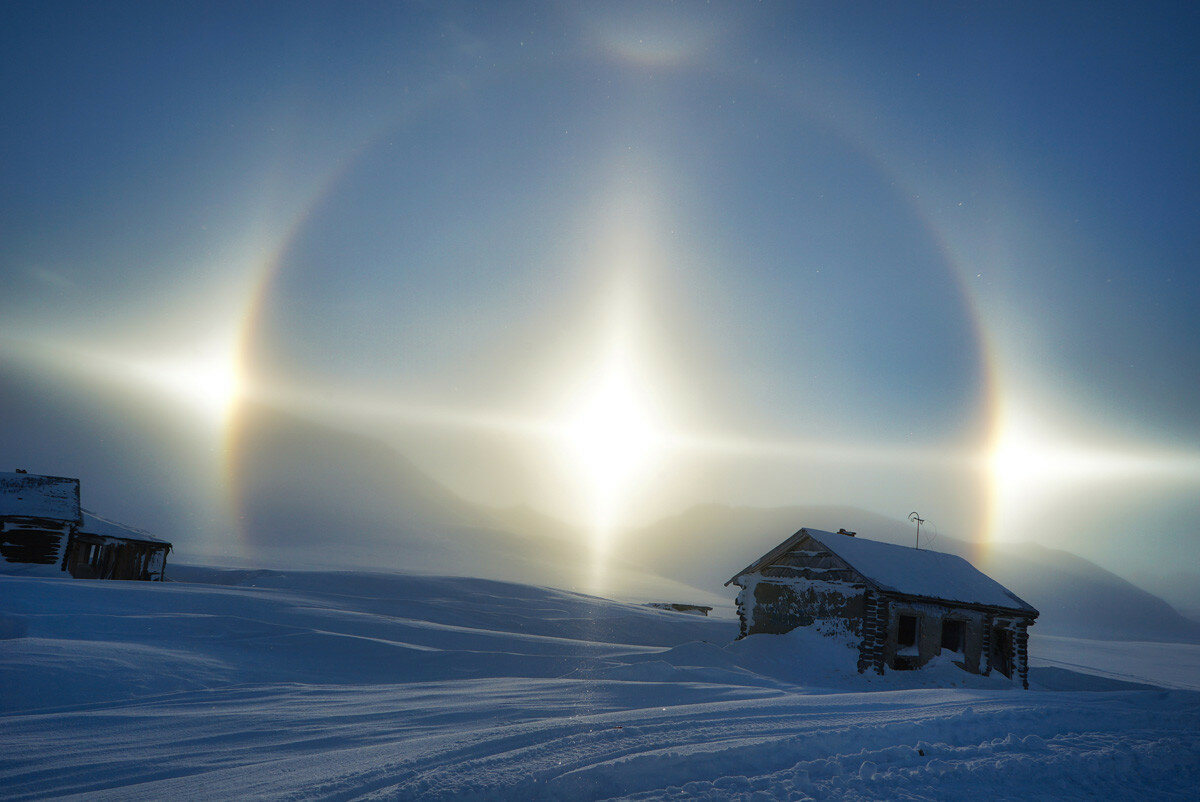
[837,528,856,537]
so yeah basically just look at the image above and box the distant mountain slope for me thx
[230,401,489,546]
[979,542,1200,643]
[621,503,1200,643]
[227,402,589,583]
[1126,569,1200,622]
[617,504,917,593]
[222,403,723,604]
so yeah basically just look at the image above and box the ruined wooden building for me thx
[1,470,171,581]
[726,527,1039,687]
[644,602,714,616]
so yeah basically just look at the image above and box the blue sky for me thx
[2,2,1198,585]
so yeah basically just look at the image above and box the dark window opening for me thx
[897,614,918,648]
[991,627,1013,678]
[942,619,966,653]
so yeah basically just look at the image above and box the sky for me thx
[2,2,1198,588]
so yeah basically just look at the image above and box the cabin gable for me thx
[731,532,870,638]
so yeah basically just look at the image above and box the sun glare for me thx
[557,326,668,557]
[566,365,660,506]
[987,408,1127,538]
[986,403,1200,544]
[135,349,243,426]
[53,337,246,429]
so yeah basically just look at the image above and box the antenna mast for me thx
[908,511,925,550]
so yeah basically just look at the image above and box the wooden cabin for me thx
[1,470,171,581]
[644,602,714,616]
[63,512,171,581]
[726,527,1039,688]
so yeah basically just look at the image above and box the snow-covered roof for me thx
[0,471,81,522]
[79,510,171,546]
[730,527,1037,615]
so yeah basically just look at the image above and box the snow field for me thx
[2,568,1198,800]
[1030,633,1200,691]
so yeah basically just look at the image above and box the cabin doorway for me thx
[990,627,1013,678]
[894,613,920,670]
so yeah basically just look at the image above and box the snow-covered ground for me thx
[1030,633,1200,692]
[2,568,1198,800]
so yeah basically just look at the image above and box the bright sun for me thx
[561,351,664,536]
[136,348,243,426]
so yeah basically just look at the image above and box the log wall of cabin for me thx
[735,538,867,637]
[882,600,986,673]
[984,616,1031,689]
[879,601,1034,685]
[0,518,72,565]
[63,535,170,581]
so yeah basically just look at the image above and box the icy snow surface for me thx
[1,568,1197,800]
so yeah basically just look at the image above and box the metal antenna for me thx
[908,511,925,550]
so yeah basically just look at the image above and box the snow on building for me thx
[726,527,1039,688]
[1,470,171,581]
